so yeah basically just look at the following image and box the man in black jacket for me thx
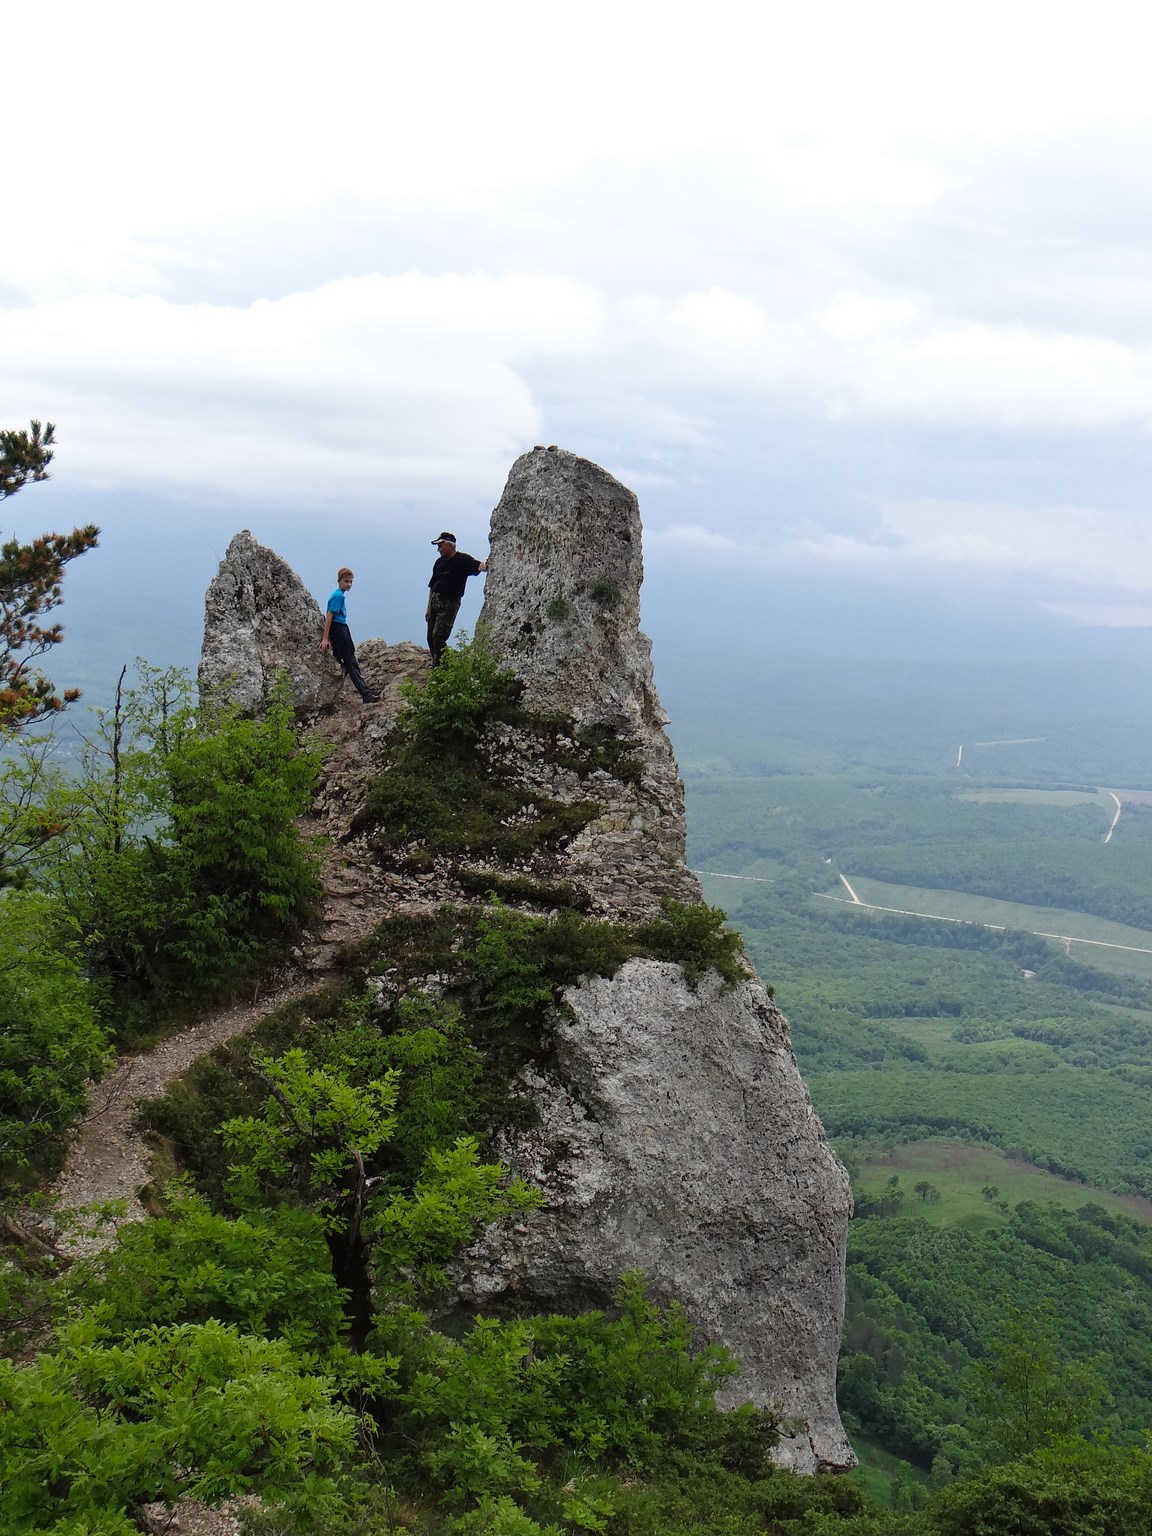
[425,532,488,663]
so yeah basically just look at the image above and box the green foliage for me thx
[545,595,571,622]
[370,1136,540,1296]
[0,518,99,727]
[222,1047,400,1217]
[32,664,322,1031]
[633,897,746,990]
[361,635,653,870]
[0,1318,357,1529]
[588,578,620,609]
[0,888,110,1166]
[969,1300,1106,1463]
[536,720,644,785]
[0,419,56,500]
[836,1201,1152,1471]
[221,1046,536,1347]
[931,1440,1152,1536]
[376,1271,750,1526]
[66,1187,349,1350]
[0,421,100,734]
[142,898,749,1222]
[399,632,525,742]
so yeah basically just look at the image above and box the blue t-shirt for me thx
[327,587,348,626]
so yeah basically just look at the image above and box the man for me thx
[425,532,488,664]
[320,567,378,702]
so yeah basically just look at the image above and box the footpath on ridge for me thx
[50,648,427,1249]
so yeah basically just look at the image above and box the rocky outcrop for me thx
[480,446,664,734]
[465,449,854,1471]
[464,962,851,1471]
[197,452,855,1473]
[198,530,343,712]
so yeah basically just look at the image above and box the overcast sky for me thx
[6,0,1152,664]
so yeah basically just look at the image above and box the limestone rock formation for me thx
[464,448,854,1471]
[199,530,343,712]
[196,453,855,1473]
[480,446,664,733]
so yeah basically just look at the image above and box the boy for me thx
[320,567,378,702]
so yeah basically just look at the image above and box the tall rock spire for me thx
[479,446,665,732]
[467,447,855,1472]
[196,453,856,1472]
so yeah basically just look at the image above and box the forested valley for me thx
[672,649,1152,1523]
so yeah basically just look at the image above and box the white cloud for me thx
[839,324,1152,426]
[1041,601,1152,628]
[0,274,604,501]
[880,499,1152,593]
[650,498,1152,611]
[7,0,1152,630]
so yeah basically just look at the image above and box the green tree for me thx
[0,1318,358,1530]
[971,1300,1107,1463]
[33,664,322,1023]
[221,1050,538,1348]
[1,421,99,731]
[933,1440,1152,1536]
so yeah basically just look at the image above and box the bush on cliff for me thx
[29,663,322,1035]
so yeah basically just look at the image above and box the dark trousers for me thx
[426,594,461,663]
[329,623,373,699]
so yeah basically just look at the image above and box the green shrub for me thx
[633,898,746,990]
[65,1188,348,1350]
[379,1272,744,1516]
[362,636,654,869]
[398,635,524,743]
[0,888,110,1166]
[32,665,322,1034]
[931,1441,1152,1536]
[0,1319,357,1528]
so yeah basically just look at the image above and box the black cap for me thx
[432,531,457,544]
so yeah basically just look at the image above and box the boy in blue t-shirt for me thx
[320,567,377,702]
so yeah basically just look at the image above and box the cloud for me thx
[879,500,1152,592]
[649,498,1152,612]
[0,274,603,502]
[1040,601,1152,628]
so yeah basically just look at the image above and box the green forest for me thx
[673,649,1152,1530]
[5,429,1152,1534]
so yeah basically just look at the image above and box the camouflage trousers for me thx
[426,594,461,664]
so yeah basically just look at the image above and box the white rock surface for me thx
[198,529,343,711]
[466,448,855,1470]
[480,446,664,732]
[462,959,854,1472]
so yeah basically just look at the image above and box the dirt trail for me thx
[50,648,427,1249]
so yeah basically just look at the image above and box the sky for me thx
[5,0,1152,674]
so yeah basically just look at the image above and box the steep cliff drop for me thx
[188,452,855,1474]
[460,447,855,1472]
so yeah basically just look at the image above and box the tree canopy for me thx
[0,421,99,731]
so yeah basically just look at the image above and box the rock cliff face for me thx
[200,450,854,1473]
[467,448,854,1471]
[199,530,343,712]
